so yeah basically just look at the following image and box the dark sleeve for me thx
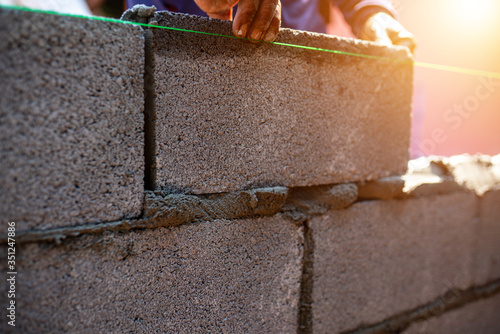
[330,0,397,37]
[126,0,170,11]
[126,0,207,16]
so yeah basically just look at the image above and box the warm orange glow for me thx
[452,0,499,25]
[403,0,500,157]
[328,0,500,156]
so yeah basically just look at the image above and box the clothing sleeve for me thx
[330,0,397,37]
[126,0,168,11]
[126,0,207,16]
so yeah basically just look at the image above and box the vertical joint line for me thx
[143,28,157,191]
[298,219,314,334]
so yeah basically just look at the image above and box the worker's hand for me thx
[360,12,416,54]
[193,0,281,42]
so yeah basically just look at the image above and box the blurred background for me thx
[0,0,124,17]
[329,0,500,158]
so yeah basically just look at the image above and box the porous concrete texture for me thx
[404,293,500,334]
[0,8,145,231]
[310,192,479,333]
[0,215,303,333]
[475,189,500,285]
[151,11,413,194]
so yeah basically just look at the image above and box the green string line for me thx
[412,61,500,79]
[2,4,500,79]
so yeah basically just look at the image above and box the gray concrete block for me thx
[0,215,303,333]
[151,11,413,194]
[310,193,478,333]
[0,8,145,231]
[475,189,500,285]
[404,294,500,334]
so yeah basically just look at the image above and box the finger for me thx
[362,22,393,47]
[262,3,281,41]
[372,32,393,47]
[247,0,280,41]
[232,0,259,38]
[391,30,417,54]
[393,37,417,54]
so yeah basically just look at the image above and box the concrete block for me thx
[0,8,145,231]
[151,11,413,194]
[310,193,478,333]
[475,189,500,285]
[0,215,303,333]
[404,294,500,334]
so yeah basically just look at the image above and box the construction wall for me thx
[0,6,499,334]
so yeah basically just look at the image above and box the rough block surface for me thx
[310,193,478,333]
[404,294,500,334]
[475,189,500,284]
[0,8,145,231]
[151,11,413,194]
[0,216,303,333]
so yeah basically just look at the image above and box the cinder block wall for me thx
[1,6,499,334]
[0,8,145,231]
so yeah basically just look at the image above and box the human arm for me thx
[360,12,416,53]
[332,0,416,53]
